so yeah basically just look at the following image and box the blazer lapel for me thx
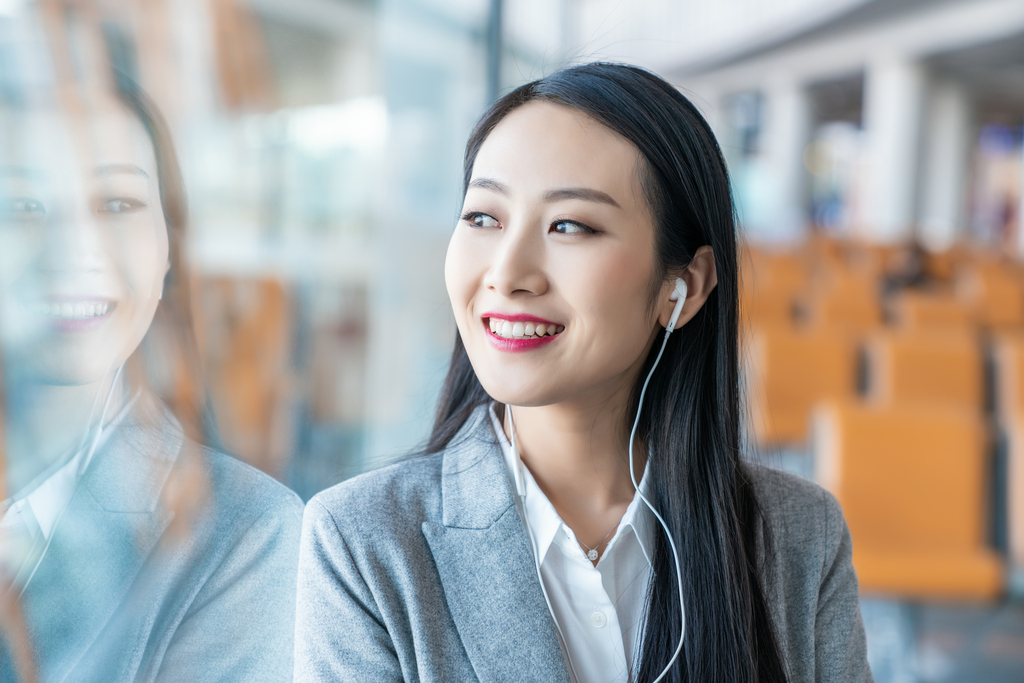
[422,408,572,683]
[19,404,180,683]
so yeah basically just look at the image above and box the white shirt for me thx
[490,405,656,683]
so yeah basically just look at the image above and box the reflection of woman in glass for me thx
[296,64,870,682]
[0,37,302,683]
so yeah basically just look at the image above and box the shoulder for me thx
[304,452,445,541]
[742,466,871,679]
[743,463,847,572]
[203,448,304,529]
[745,463,842,530]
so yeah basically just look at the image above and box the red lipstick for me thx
[482,312,563,353]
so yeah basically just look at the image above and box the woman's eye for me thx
[98,198,146,214]
[464,212,500,229]
[1,197,46,221]
[551,220,594,235]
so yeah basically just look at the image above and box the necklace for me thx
[576,523,619,562]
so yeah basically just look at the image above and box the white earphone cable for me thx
[510,277,688,682]
[510,332,686,682]
[628,326,686,682]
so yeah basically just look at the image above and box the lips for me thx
[481,312,563,352]
[26,298,117,333]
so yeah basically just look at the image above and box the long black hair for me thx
[428,63,787,682]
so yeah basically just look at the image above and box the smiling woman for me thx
[295,63,872,683]
[0,14,302,683]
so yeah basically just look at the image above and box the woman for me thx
[0,24,302,683]
[295,63,871,682]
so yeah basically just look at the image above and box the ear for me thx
[656,246,718,329]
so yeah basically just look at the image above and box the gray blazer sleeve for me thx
[294,499,404,683]
[156,497,303,682]
[815,491,872,683]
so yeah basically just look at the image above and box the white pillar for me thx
[862,57,926,243]
[764,79,812,240]
[1019,127,1024,257]
[742,80,812,243]
[920,80,971,251]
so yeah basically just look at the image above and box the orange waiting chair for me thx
[888,290,971,330]
[956,262,1024,329]
[989,334,1024,575]
[991,332,1024,421]
[803,270,882,331]
[197,277,294,476]
[740,248,807,326]
[744,324,856,447]
[813,401,1003,599]
[1004,417,1024,572]
[863,329,982,411]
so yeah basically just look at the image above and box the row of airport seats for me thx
[741,237,1024,601]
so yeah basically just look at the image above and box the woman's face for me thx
[0,102,169,386]
[446,101,669,408]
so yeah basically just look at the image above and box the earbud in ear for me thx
[667,277,687,332]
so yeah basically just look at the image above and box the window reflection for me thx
[0,4,302,682]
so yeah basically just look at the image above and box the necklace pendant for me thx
[587,549,599,561]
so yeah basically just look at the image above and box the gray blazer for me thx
[0,400,304,683]
[295,406,872,682]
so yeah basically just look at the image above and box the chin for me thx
[476,372,567,409]
[23,352,121,387]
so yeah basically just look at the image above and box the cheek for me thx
[0,231,40,293]
[118,218,169,303]
[444,229,483,325]
[561,248,655,335]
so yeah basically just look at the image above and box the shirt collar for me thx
[489,402,657,567]
[1,391,137,541]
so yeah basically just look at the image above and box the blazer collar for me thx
[19,397,181,682]
[438,405,517,529]
[423,404,572,683]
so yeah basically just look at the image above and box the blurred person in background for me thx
[295,63,871,683]
[0,10,301,682]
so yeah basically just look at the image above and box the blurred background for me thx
[1,0,1023,681]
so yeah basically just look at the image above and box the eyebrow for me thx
[468,177,621,208]
[468,177,509,194]
[543,187,620,208]
[0,164,150,179]
[0,166,43,178]
[95,163,149,178]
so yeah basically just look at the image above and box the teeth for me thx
[487,317,564,339]
[30,301,112,320]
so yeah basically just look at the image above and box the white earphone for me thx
[509,276,689,683]
[667,277,687,332]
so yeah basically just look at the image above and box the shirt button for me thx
[590,611,607,628]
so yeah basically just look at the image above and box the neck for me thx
[2,368,122,499]
[503,358,651,551]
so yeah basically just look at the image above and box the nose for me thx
[483,218,549,298]
[40,200,107,276]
